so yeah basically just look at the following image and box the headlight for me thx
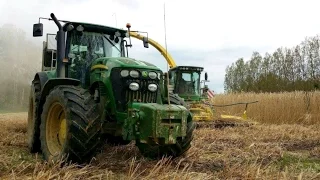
[130,70,139,78]
[129,82,139,91]
[148,84,158,92]
[120,70,129,77]
[149,72,157,79]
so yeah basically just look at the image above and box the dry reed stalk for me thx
[212,91,320,124]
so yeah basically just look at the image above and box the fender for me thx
[39,78,81,105]
[33,72,49,90]
[37,78,80,119]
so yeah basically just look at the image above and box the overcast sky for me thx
[1,0,320,93]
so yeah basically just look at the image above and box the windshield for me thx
[68,31,122,59]
[67,31,124,86]
[176,71,201,95]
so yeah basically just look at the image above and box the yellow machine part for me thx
[129,32,177,68]
[129,31,255,126]
[46,102,67,155]
[189,102,249,121]
[189,102,214,121]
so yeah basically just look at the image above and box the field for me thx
[212,91,320,125]
[1,91,320,179]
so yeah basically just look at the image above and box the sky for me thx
[1,0,320,93]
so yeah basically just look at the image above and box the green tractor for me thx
[27,13,194,163]
[167,66,208,102]
[166,66,216,122]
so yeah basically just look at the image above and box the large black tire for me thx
[164,92,187,107]
[138,93,194,159]
[27,80,41,153]
[40,85,103,163]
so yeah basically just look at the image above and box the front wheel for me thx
[40,85,103,163]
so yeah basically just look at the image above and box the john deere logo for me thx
[142,71,148,77]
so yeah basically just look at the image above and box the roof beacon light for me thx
[76,25,84,32]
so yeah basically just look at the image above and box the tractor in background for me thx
[27,13,194,163]
[128,31,257,127]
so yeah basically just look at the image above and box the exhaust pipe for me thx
[51,13,66,78]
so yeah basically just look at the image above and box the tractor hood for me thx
[91,57,161,71]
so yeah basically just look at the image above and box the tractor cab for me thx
[63,22,128,86]
[34,20,129,87]
[168,66,207,101]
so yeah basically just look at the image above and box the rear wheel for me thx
[27,80,41,153]
[138,93,194,159]
[40,85,103,163]
[164,92,187,106]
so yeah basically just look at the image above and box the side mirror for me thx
[33,23,43,37]
[142,37,149,48]
[205,72,208,81]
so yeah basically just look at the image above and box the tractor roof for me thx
[62,21,127,37]
[171,66,204,72]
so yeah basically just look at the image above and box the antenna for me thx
[112,13,117,27]
[164,2,170,105]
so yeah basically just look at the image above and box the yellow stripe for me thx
[91,64,108,71]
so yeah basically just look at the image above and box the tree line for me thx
[0,24,41,111]
[224,35,320,93]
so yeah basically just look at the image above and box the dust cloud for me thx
[0,24,42,112]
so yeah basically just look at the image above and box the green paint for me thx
[35,20,192,152]
[142,71,148,77]
[44,70,56,79]
[123,103,188,144]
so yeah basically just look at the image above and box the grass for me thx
[0,108,27,114]
[2,106,320,179]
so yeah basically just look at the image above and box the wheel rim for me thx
[46,102,67,156]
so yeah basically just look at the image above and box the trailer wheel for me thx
[40,85,103,163]
[27,80,41,153]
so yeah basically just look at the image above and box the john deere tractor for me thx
[27,13,194,163]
